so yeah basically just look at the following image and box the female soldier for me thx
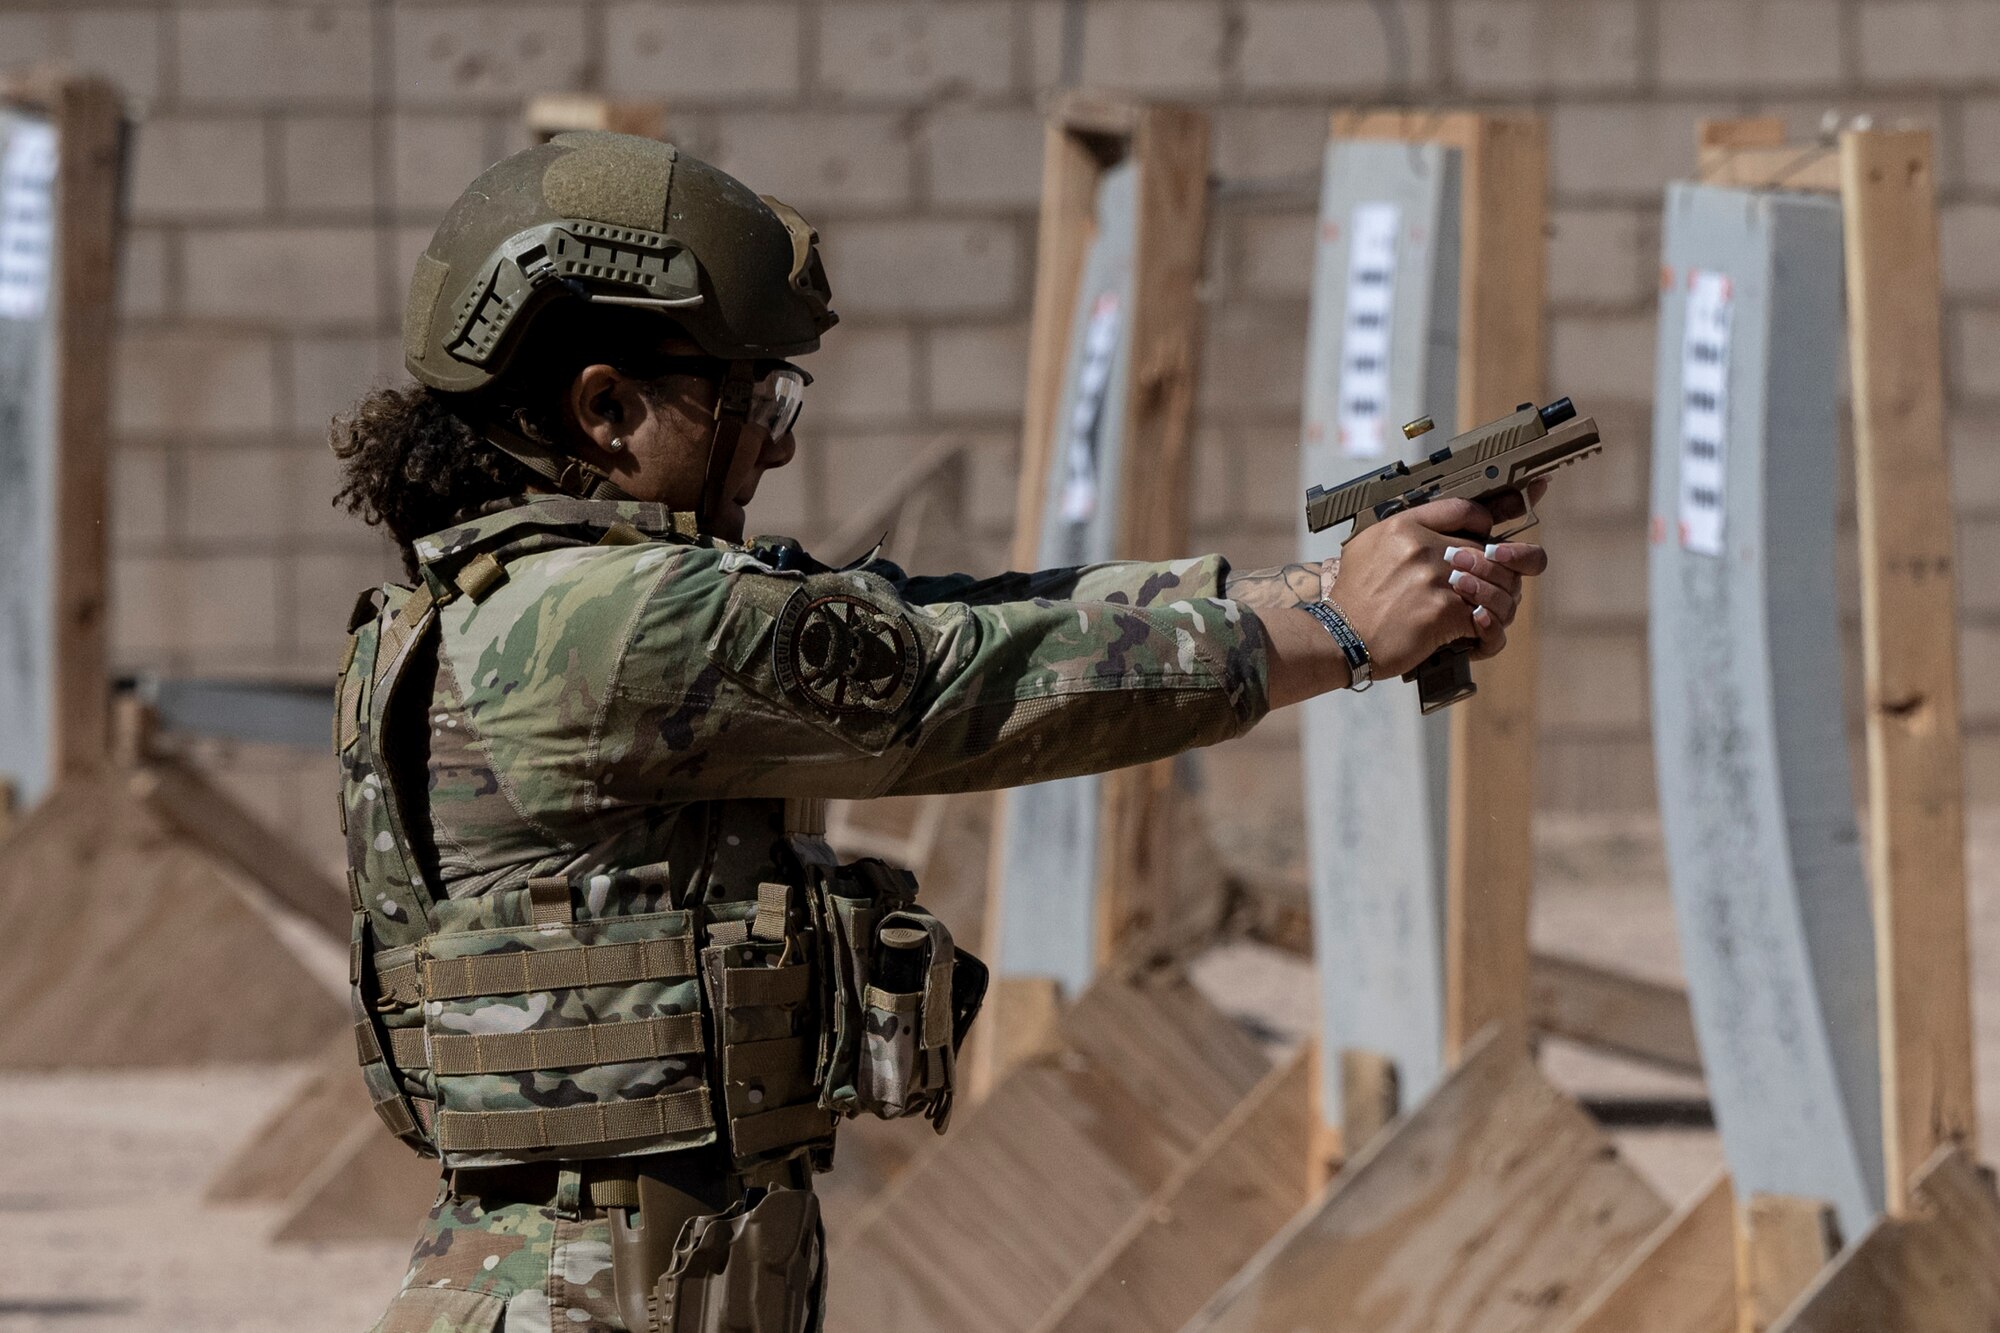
[331,132,1546,1332]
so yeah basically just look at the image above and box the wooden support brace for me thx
[1189,1026,1667,1333]
[130,756,350,942]
[1734,1194,1839,1333]
[1561,1172,1736,1333]
[1529,951,1703,1075]
[1838,128,1978,1214]
[1772,1147,2000,1333]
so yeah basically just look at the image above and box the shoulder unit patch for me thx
[772,588,922,717]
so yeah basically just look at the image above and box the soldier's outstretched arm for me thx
[601,545,1269,802]
[600,495,1543,803]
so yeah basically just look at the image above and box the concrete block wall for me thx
[7,0,2000,862]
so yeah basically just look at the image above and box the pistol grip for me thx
[1404,644,1477,714]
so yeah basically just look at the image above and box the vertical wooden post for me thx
[1733,1194,1839,1333]
[1839,128,1977,1215]
[1442,115,1549,1060]
[973,95,1211,1099]
[1304,110,1548,1124]
[971,108,1104,1102]
[25,75,122,785]
[1337,1047,1400,1158]
[1092,103,1209,961]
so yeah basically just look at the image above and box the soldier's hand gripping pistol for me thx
[1305,398,1603,714]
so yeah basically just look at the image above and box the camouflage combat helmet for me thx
[402,131,836,395]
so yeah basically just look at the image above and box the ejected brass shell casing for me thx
[1402,416,1435,439]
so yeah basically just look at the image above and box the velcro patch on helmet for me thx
[404,254,452,362]
[772,588,922,718]
[542,139,673,233]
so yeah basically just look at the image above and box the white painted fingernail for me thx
[1474,605,1491,623]
[1484,543,1501,558]
[1443,546,1463,564]
[1448,569,1468,589]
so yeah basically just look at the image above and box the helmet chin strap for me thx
[479,360,758,525]
[698,360,759,534]
[481,414,636,502]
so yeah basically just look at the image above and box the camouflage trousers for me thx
[370,1180,824,1332]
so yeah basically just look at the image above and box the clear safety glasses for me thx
[649,355,808,438]
[752,365,806,438]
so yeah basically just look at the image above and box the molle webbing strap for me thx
[420,1012,704,1076]
[584,1176,641,1210]
[356,1018,387,1065]
[527,876,573,925]
[721,964,812,1009]
[371,1089,421,1139]
[390,1026,429,1068]
[752,882,789,943]
[597,521,648,547]
[372,583,437,690]
[361,582,446,942]
[924,955,954,1050]
[376,958,423,1007]
[725,1036,814,1081]
[860,986,920,1014]
[424,934,696,1000]
[435,1087,713,1153]
[728,1102,834,1159]
[455,551,508,602]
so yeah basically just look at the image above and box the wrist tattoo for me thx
[1224,560,1334,611]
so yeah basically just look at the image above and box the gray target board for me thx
[1298,138,1462,1117]
[0,107,62,806]
[1649,182,1883,1239]
[991,160,1139,998]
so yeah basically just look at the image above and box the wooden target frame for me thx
[973,92,1211,1091]
[0,71,121,812]
[1568,118,1990,1333]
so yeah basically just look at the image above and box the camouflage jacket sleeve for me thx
[600,547,1271,802]
[889,559,1229,610]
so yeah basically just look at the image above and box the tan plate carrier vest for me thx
[334,514,979,1173]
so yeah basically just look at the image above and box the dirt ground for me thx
[6,808,1999,1329]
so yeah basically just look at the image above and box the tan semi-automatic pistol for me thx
[1305,397,1603,715]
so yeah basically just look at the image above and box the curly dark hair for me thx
[331,304,687,577]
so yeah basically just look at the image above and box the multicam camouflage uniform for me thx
[355,496,1270,1331]
[348,127,1274,1333]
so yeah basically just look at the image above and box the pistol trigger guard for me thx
[1490,499,1539,541]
